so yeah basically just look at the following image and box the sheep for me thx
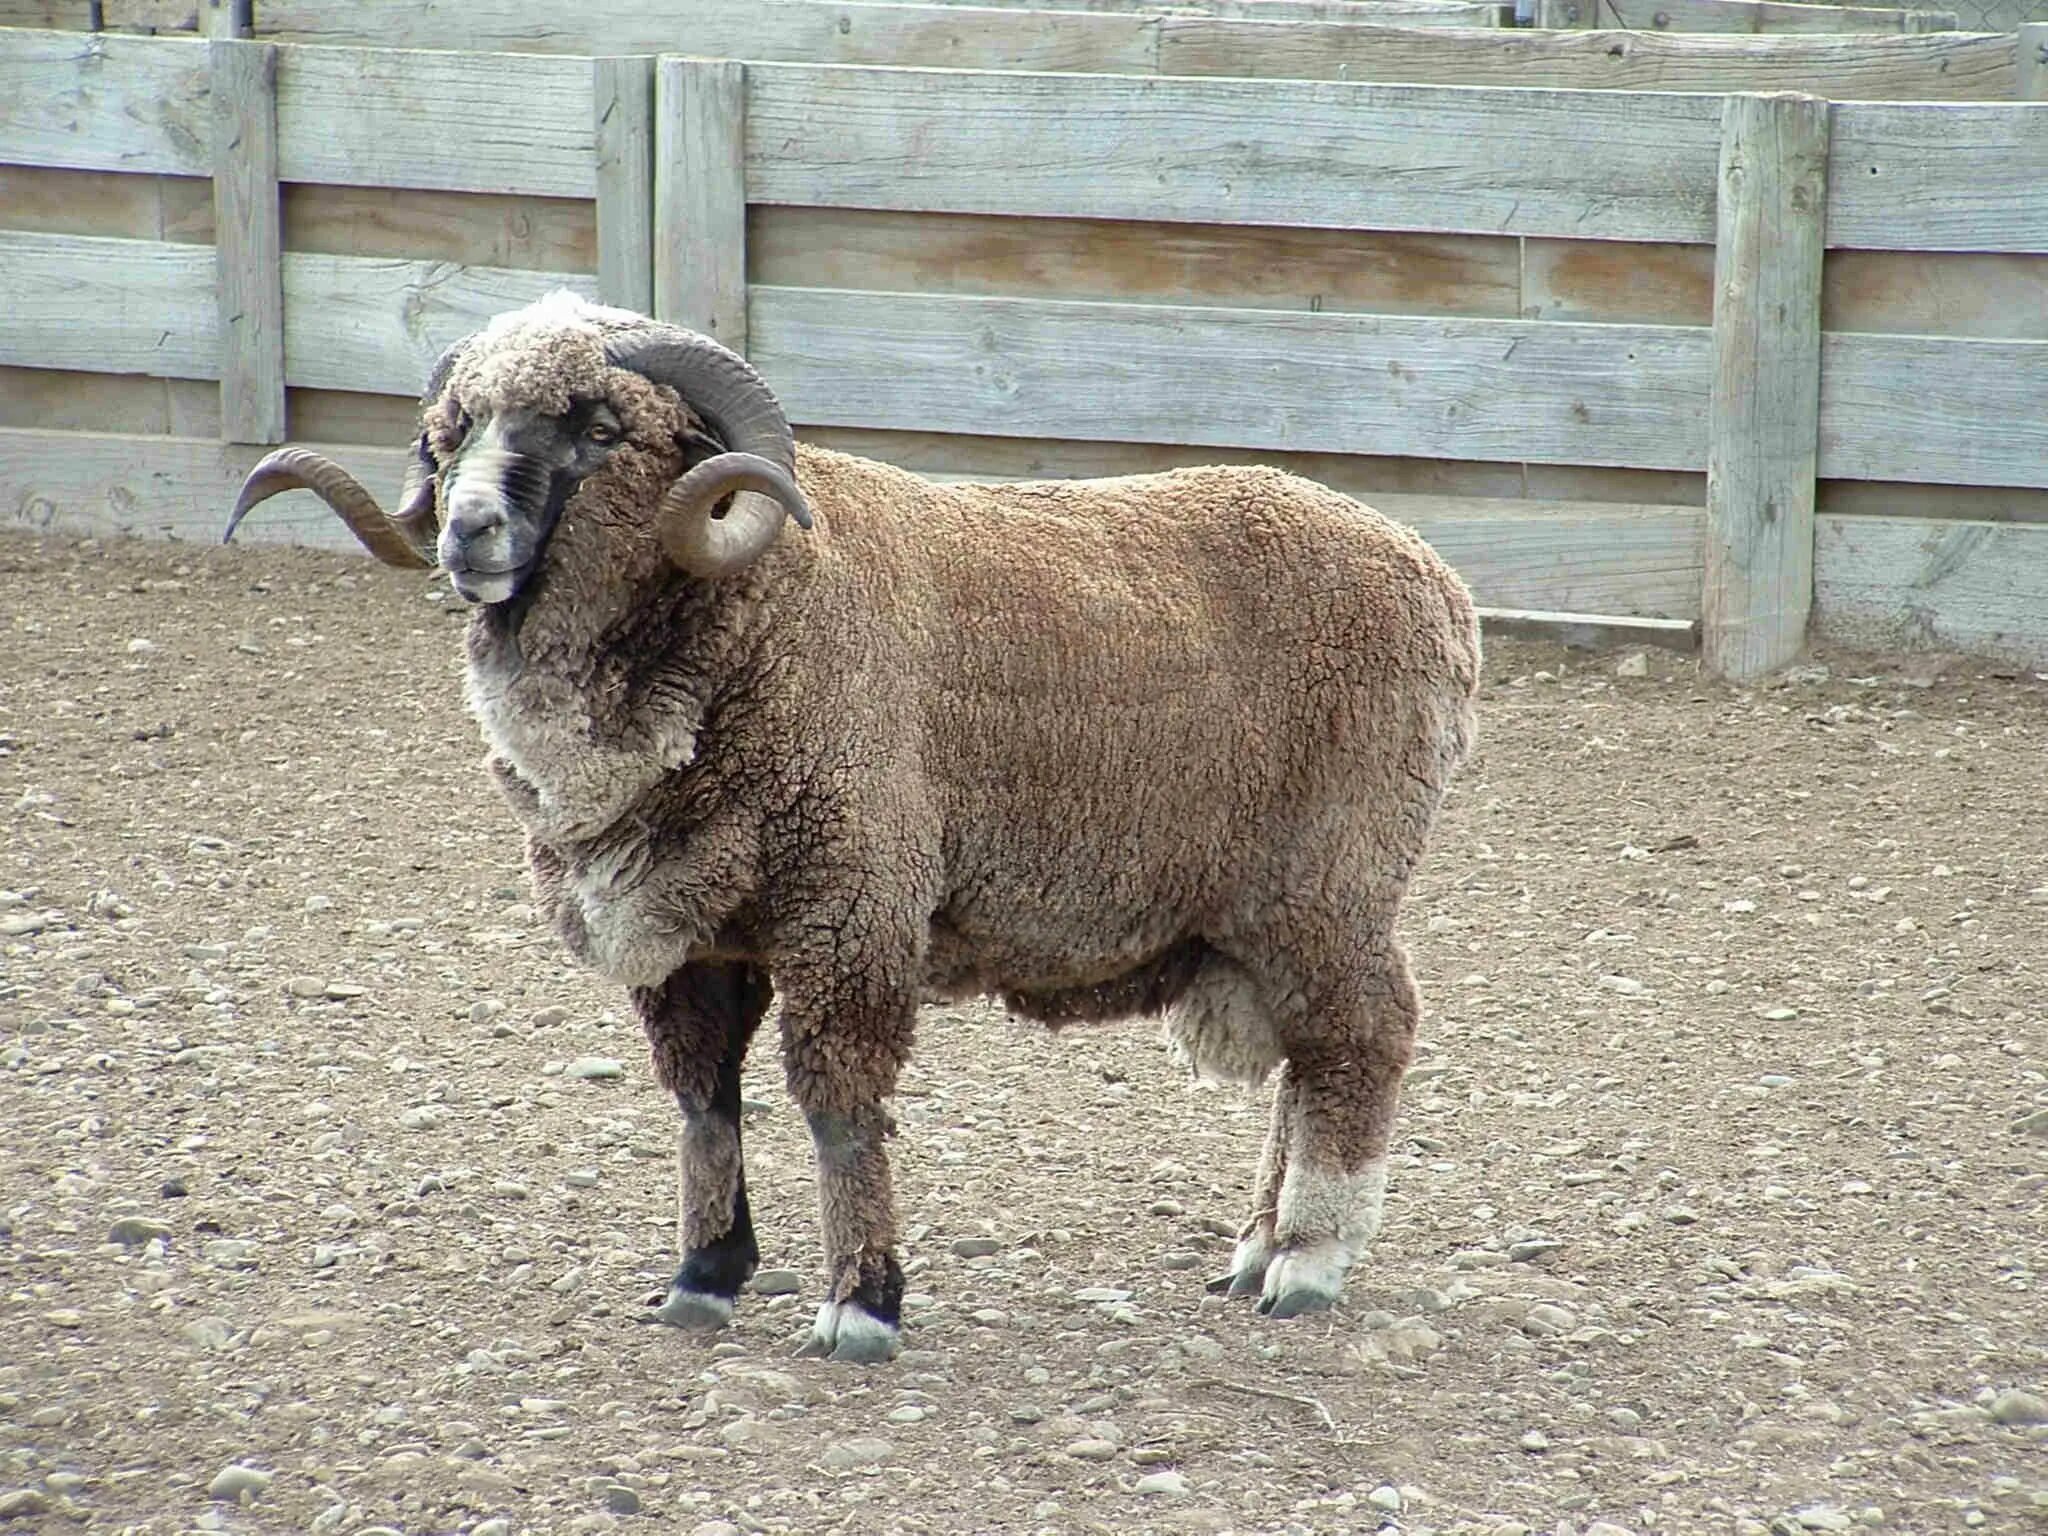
[225,290,1480,1362]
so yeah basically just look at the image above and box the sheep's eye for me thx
[586,423,619,446]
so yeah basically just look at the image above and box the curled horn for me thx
[222,336,475,567]
[222,447,434,568]
[602,328,813,579]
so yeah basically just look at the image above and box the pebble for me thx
[1615,651,1649,679]
[1367,1484,1403,1512]
[1135,1471,1189,1496]
[951,1236,1002,1258]
[1066,1439,1119,1461]
[110,1214,175,1247]
[688,1524,742,1536]
[2013,1108,2048,1139]
[284,976,327,998]
[750,1269,802,1296]
[1663,1206,1701,1225]
[566,1057,624,1080]
[1790,1508,1853,1533]
[1509,1238,1564,1264]
[0,1491,50,1520]
[1519,1429,1550,1452]
[161,1177,188,1198]
[473,1523,513,1536]
[532,1006,571,1028]
[207,1464,273,1501]
[602,1485,642,1515]
[203,1239,261,1269]
[887,1405,928,1424]
[564,1169,601,1188]
[1598,974,1645,995]
[1989,1388,2048,1426]
[821,1437,894,1470]
[1586,1525,1640,1536]
[1523,1303,1578,1337]
[1073,1286,1133,1304]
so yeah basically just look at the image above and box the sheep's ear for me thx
[392,432,441,550]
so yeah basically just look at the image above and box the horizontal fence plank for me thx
[1,427,412,547]
[274,42,594,195]
[748,287,1713,469]
[1541,0,1954,31]
[1159,21,2013,98]
[249,0,1501,58]
[1815,515,2048,659]
[280,254,597,394]
[1829,103,2048,252]
[0,28,210,174]
[1379,498,1704,618]
[1820,333,2048,488]
[741,64,1724,243]
[749,208,1525,317]
[0,230,218,377]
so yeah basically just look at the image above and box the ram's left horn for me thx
[223,447,435,569]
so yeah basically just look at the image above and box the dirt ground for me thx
[1,529,2043,1536]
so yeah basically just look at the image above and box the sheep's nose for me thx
[444,488,507,546]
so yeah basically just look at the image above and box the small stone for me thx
[204,1238,261,1270]
[323,982,365,1000]
[531,1006,571,1028]
[1663,1206,1701,1225]
[1066,1439,1119,1461]
[603,1485,641,1515]
[285,976,327,998]
[1135,1472,1189,1496]
[1523,1303,1578,1337]
[0,1491,50,1520]
[1615,651,1649,679]
[208,1464,273,1501]
[1761,1006,1799,1022]
[44,1309,83,1329]
[1073,1286,1133,1304]
[2012,1108,2048,1139]
[821,1437,894,1470]
[1367,1484,1403,1513]
[109,1216,172,1247]
[887,1405,928,1424]
[161,1177,188,1198]
[1598,974,1645,996]
[1508,1238,1563,1264]
[564,1169,601,1188]
[1519,1429,1550,1452]
[1586,1525,1640,1536]
[474,1522,513,1536]
[1760,1074,1795,1088]
[750,1268,801,1296]
[1792,1508,1854,1533]
[689,1524,742,1536]
[566,1057,624,1080]
[1988,1388,2048,1426]
[951,1236,1002,1258]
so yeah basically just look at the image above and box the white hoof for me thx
[796,1300,900,1363]
[649,1286,734,1331]
[1257,1238,1353,1319]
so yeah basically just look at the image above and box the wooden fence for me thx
[4,0,2039,100]
[2,26,2046,673]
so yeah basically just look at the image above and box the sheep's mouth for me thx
[444,556,534,606]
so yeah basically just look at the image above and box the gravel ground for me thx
[1,530,2043,1536]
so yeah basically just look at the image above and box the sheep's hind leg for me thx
[636,962,771,1331]
[1255,948,1417,1319]
[782,977,913,1363]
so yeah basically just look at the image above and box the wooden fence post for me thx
[209,37,285,444]
[2020,24,2048,100]
[1703,91,1828,681]
[594,55,655,314]
[654,55,748,349]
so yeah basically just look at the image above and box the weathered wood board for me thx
[1815,516,2048,660]
[741,66,1725,243]
[747,287,1716,470]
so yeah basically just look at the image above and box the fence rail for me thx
[2,24,2046,672]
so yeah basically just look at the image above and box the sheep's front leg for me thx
[636,961,772,1331]
[781,977,914,1363]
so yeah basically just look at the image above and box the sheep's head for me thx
[222,292,813,601]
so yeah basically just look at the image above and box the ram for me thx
[228,292,1480,1362]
